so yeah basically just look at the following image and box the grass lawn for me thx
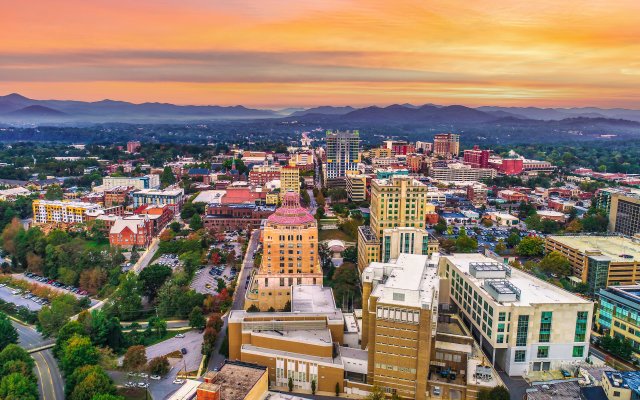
[116,387,150,400]
[319,229,354,242]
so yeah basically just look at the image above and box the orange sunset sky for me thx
[2,0,640,108]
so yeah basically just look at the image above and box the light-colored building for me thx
[32,199,103,225]
[346,174,368,202]
[246,193,323,311]
[486,212,520,227]
[597,285,640,360]
[439,253,593,376]
[601,370,640,400]
[430,163,497,183]
[380,227,438,263]
[197,362,268,400]
[103,174,160,190]
[132,187,185,213]
[325,130,361,181]
[279,165,300,201]
[545,235,640,295]
[608,192,640,237]
[433,133,460,158]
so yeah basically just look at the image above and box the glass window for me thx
[575,311,588,342]
[537,346,549,358]
[514,350,526,362]
[539,311,552,343]
[572,346,584,358]
[516,315,529,346]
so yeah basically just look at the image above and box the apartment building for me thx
[132,187,185,213]
[104,186,131,207]
[246,193,323,311]
[463,146,490,168]
[357,176,430,272]
[433,134,460,157]
[597,285,640,359]
[545,235,640,295]
[325,130,361,181]
[249,165,281,186]
[102,174,160,190]
[279,165,300,201]
[439,253,593,376]
[429,163,497,183]
[32,199,103,225]
[346,174,368,202]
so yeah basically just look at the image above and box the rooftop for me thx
[201,362,267,400]
[253,329,333,346]
[266,192,315,226]
[291,285,337,314]
[604,371,640,395]
[547,235,640,263]
[442,253,590,306]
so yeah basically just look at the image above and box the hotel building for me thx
[433,134,460,158]
[245,193,323,311]
[439,253,593,376]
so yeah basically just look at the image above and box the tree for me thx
[160,167,176,188]
[478,386,509,400]
[189,306,206,330]
[60,335,100,377]
[105,273,142,321]
[246,304,259,312]
[38,294,80,337]
[148,356,170,376]
[0,373,38,400]
[288,376,293,392]
[69,368,116,400]
[366,386,386,400]
[342,247,357,263]
[335,382,340,396]
[146,317,167,338]
[311,379,316,395]
[0,312,18,351]
[138,264,172,300]
[455,233,478,253]
[123,345,147,372]
[495,240,507,255]
[190,214,203,231]
[91,395,125,400]
[506,232,521,248]
[434,219,447,234]
[86,310,125,352]
[0,345,34,373]
[54,321,86,358]
[538,251,571,278]
[516,237,545,257]
[44,185,64,201]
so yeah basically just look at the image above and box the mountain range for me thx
[2,93,640,127]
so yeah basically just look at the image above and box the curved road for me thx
[13,321,64,400]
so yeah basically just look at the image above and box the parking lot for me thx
[190,265,236,295]
[14,273,89,299]
[144,330,203,372]
[155,254,183,269]
[0,284,43,311]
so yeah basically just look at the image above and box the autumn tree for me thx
[122,345,147,372]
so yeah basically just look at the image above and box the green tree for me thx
[0,312,18,351]
[60,335,100,377]
[54,321,86,358]
[69,368,116,400]
[311,379,316,395]
[105,273,142,321]
[146,316,167,338]
[190,214,203,231]
[538,251,571,278]
[366,386,386,400]
[434,219,447,234]
[0,344,34,372]
[138,264,172,300]
[87,310,125,352]
[91,394,124,400]
[335,382,340,396]
[506,232,521,248]
[516,237,545,257]
[160,167,176,188]
[478,386,509,400]
[148,356,170,376]
[189,306,206,330]
[0,373,38,400]
[455,233,478,253]
[44,185,64,200]
[288,376,293,392]
[38,294,80,337]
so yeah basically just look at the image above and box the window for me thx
[539,311,552,343]
[514,350,526,362]
[497,334,504,344]
[572,346,584,358]
[537,346,549,358]
[575,312,588,342]
[516,315,529,346]
[393,292,405,302]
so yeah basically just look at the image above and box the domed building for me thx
[246,192,323,311]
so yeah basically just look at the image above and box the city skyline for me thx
[3,0,640,108]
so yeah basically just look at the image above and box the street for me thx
[13,321,64,400]
[133,236,161,273]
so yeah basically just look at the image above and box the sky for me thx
[2,0,640,108]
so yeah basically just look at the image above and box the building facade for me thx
[608,192,640,237]
[597,285,640,360]
[132,187,185,213]
[346,174,368,202]
[103,175,160,190]
[433,134,460,158]
[280,165,300,201]
[380,227,439,263]
[463,146,490,168]
[32,200,103,225]
[429,163,497,183]
[325,130,361,180]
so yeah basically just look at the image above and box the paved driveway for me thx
[145,330,203,373]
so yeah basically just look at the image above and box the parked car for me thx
[138,382,149,388]
[173,379,185,385]
[180,348,187,355]
[175,333,185,338]
[150,375,161,380]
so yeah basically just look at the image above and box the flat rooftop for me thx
[547,235,640,263]
[203,362,266,400]
[291,285,337,313]
[443,253,590,306]
[242,345,341,366]
[253,329,333,346]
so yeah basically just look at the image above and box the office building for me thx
[279,165,300,201]
[545,235,640,295]
[463,146,490,168]
[429,163,497,183]
[132,187,185,213]
[467,184,488,206]
[433,134,460,157]
[346,174,368,202]
[415,141,432,154]
[126,141,141,153]
[246,193,323,311]
[439,253,593,376]
[608,192,640,237]
[204,204,274,232]
[597,285,640,358]
[32,200,103,225]
[103,174,160,190]
[380,227,438,263]
[325,130,361,181]
[249,165,281,186]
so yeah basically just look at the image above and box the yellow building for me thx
[279,165,300,201]
[198,362,268,400]
[545,235,640,295]
[357,176,430,272]
[246,193,323,311]
[601,371,640,400]
[32,199,103,225]
[346,174,368,202]
[370,147,393,159]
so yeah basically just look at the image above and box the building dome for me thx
[266,192,315,225]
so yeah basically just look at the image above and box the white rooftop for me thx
[291,285,337,313]
[192,190,226,204]
[443,253,590,306]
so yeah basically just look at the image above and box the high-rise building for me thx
[126,141,141,153]
[357,176,432,272]
[325,130,361,181]
[463,145,490,168]
[433,133,460,157]
[346,174,368,202]
[439,253,593,376]
[597,285,640,360]
[608,192,640,237]
[380,227,438,263]
[545,235,640,295]
[246,193,323,310]
[279,165,300,201]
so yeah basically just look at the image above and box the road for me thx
[133,236,161,273]
[207,229,260,372]
[308,188,318,215]
[13,322,64,400]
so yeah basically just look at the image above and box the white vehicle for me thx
[175,333,185,338]
[138,373,148,379]
[172,379,185,385]
[0,283,6,288]
[150,375,161,380]
[137,382,149,388]
[11,289,21,295]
